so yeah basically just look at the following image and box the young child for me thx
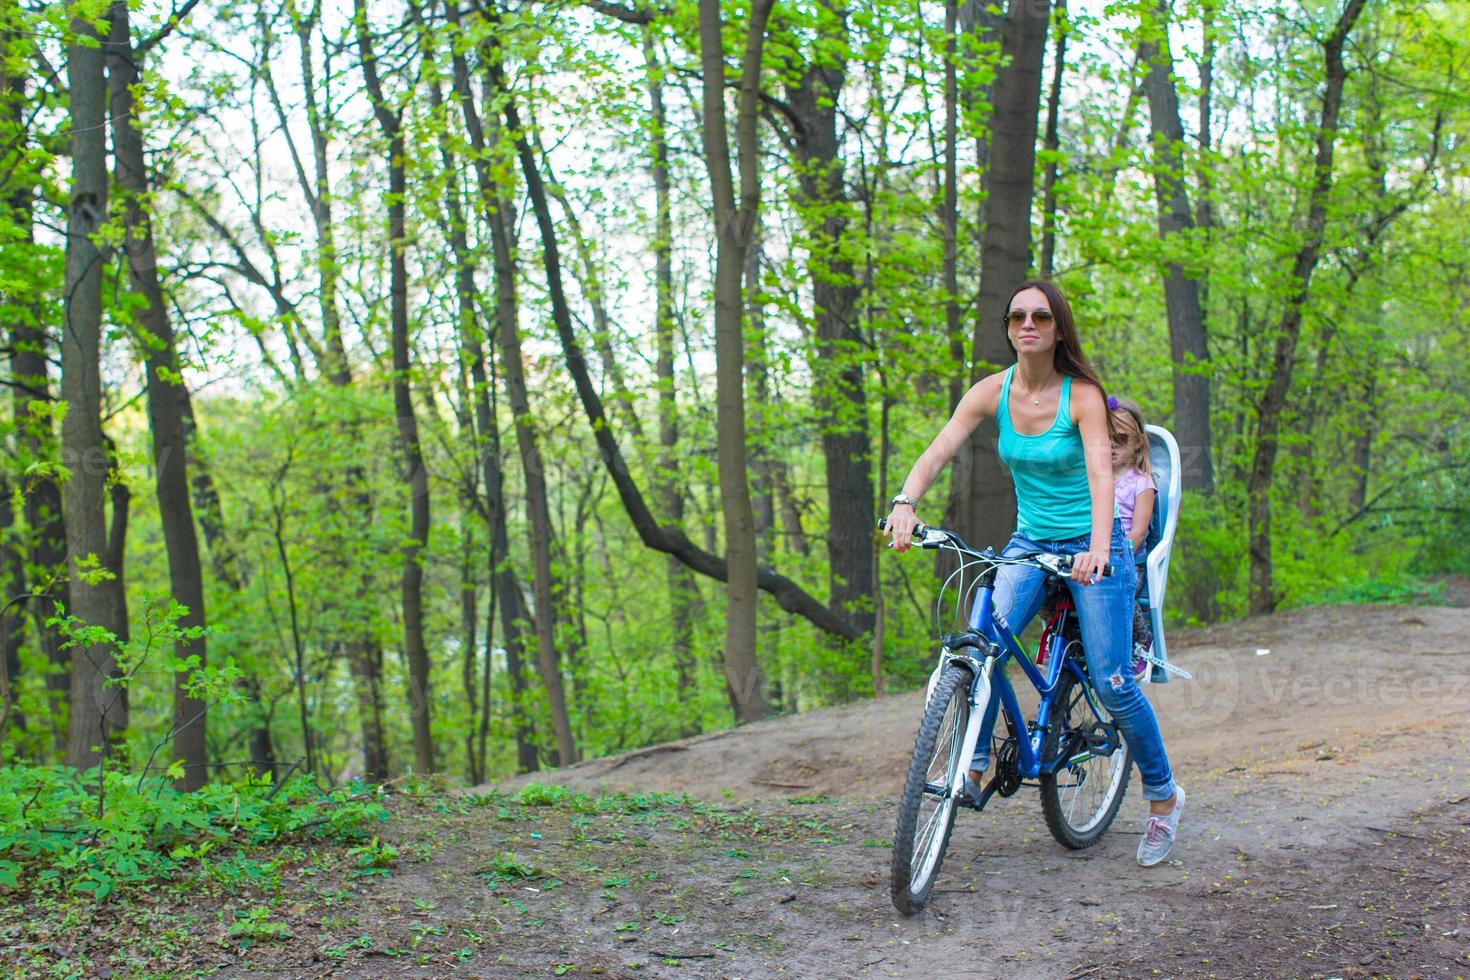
[1109,396,1157,680]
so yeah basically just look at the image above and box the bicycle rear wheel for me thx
[1040,666,1132,849]
[891,662,973,915]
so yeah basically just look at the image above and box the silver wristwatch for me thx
[891,493,918,508]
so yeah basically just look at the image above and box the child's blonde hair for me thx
[1109,396,1152,476]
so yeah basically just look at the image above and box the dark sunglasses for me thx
[1005,309,1055,327]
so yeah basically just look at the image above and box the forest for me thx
[0,0,1466,794]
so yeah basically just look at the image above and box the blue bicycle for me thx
[886,522,1132,915]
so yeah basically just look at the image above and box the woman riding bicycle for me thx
[883,280,1185,866]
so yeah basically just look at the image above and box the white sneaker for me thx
[1136,785,1185,867]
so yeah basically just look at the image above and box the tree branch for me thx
[487,25,864,641]
[138,0,202,57]
[583,0,666,25]
[1331,460,1470,535]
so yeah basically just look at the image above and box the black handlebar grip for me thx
[1059,554,1113,577]
[877,517,928,540]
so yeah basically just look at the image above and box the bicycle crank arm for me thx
[958,777,998,812]
[923,779,985,808]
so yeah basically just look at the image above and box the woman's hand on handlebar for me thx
[1070,549,1109,584]
[884,505,921,552]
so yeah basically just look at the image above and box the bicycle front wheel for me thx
[1040,666,1132,849]
[891,662,973,915]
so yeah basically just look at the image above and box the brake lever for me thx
[1036,553,1113,578]
[876,517,934,547]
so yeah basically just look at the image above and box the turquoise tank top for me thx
[996,367,1094,541]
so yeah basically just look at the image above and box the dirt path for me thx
[83,603,1469,979]
[456,604,1470,979]
[201,723,1468,980]
[486,605,1470,810]
[321,608,1470,975]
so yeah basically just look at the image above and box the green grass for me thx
[1312,576,1449,607]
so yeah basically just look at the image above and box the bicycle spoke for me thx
[1041,667,1131,848]
[912,806,944,870]
[912,693,962,872]
[893,662,974,913]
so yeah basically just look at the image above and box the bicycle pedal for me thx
[959,781,996,812]
[1082,721,1120,756]
[952,775,999,811]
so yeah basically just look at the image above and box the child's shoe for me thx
[1131,642,1150,682]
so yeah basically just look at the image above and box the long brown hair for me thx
[1003,280,1108,400]
[1110,396,1153,476]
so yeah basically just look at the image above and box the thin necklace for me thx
[1016,376,1057,406]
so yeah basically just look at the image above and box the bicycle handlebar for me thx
[877,518,1112,577]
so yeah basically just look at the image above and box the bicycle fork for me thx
[924,651,998,811]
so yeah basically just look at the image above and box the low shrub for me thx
[0,764,387,900]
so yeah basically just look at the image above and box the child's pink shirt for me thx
[1115,468,1156,535]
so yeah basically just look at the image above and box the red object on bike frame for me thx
[1035,597,1074,667]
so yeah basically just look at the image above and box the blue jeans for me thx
[968,520,1176,802]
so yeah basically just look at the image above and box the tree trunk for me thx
[497,569,539,773]
[1246,0,1366,614]
[269,486,314,777]
[961,0,1006,177]
[107,0,210,790]
[943,0,964,414]
[490,211,575,763]
[347,639,389,780]
[952,0,1050,553]
[62,10,125,772]
[2,478,25,736]
[421,54,539,775]
[2,42,71,752]
[0,15,23,743]
[1196,0,1216,237]
[1349,378,1374,514]
[644,31,699,726]
[783,3,874,635]
[460,528,481,783]
[291,2,349,382]
[28,519,71,752]
[267,6,387,779]
[1038,0,1067,278]
[1139,0,1214,492]
[450,9,577,765]
[102,451,131,763]
[746,236,784,707]
[479,587,495,778]
[356,0,434,774]
[698,0,776,723]
[488,176,576,765]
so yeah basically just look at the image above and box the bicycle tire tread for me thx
[891,663,972,915]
